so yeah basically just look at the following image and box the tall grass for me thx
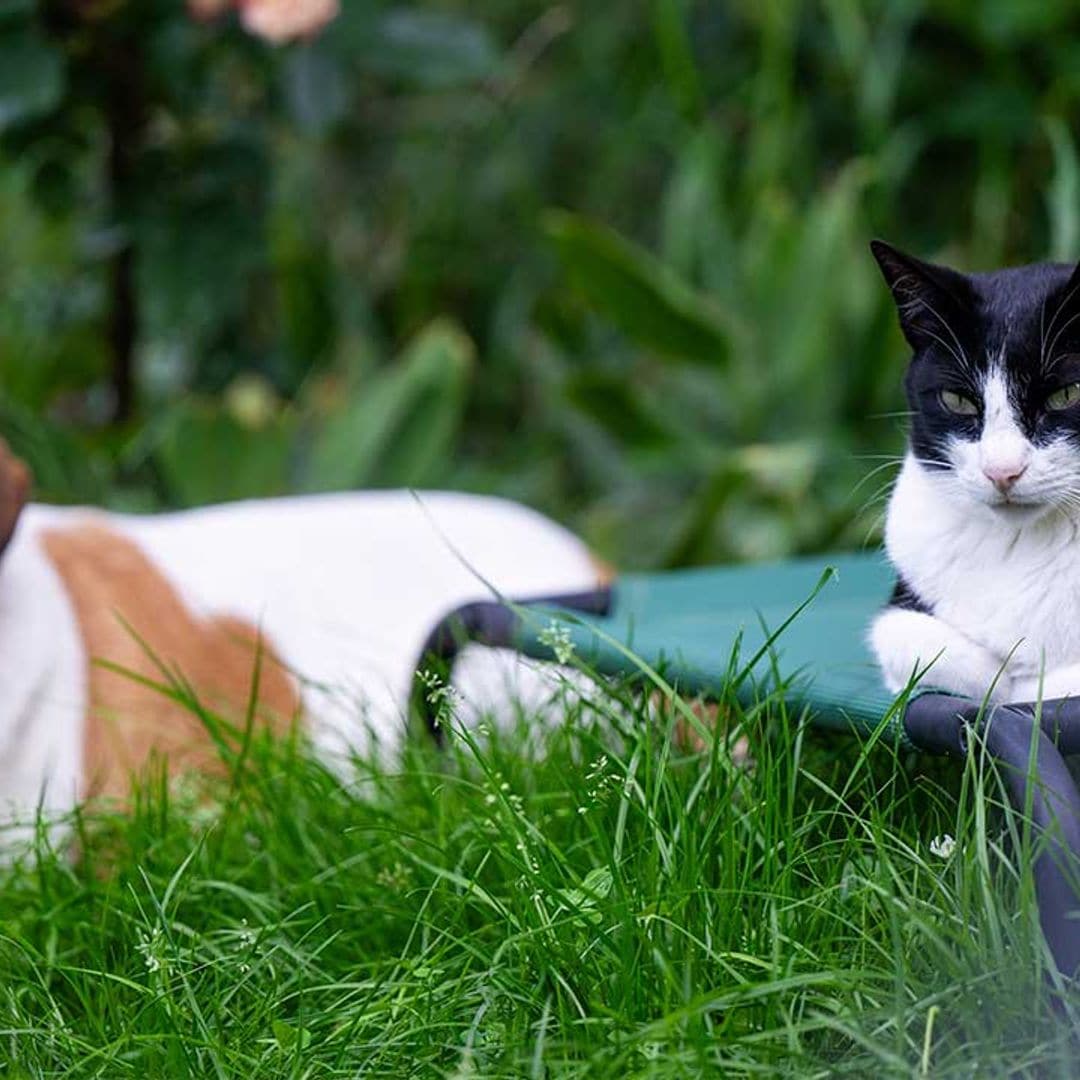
[1,657,1077,1077]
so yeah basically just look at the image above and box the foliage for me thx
[2,1,1080,565]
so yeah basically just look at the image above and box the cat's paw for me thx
[870,607,1012,701]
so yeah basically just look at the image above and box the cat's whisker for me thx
[853,480,901,521]
[1052,490,1080,517]
[914,321,971,374]
[867,411,915,423]
[1040,295,1048,368]
[858,505,889,548]
[911,455,952,475]
[1045,308,1080,366]
[1041,280,1080,367]
[849,462,903,498]
[910,296,973,373]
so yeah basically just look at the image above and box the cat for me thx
[870,240,1080,705]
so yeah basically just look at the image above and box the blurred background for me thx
[1,0,1078,569]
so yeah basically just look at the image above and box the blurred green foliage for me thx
[1,0,1079,567]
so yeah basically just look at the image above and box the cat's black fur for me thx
[871,240,1080,470]
[887,575,930,614]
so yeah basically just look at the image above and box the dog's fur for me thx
[0,440,604,839]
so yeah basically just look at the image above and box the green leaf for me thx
[651,0,704,122]
[361,9,498,88]
[154,399,294,506]
[0,1,35,23]
[0,396,107,505]
[762,160,874,422]
[305,319,473,490]
[272,1020,312,1052]
[1046,116,1080,263]
[544,210,734,367]
[660,131,734,293]
[564,370,676,450]
[0,28,64,132]
[273,216,338,379]
[284,43,348,135]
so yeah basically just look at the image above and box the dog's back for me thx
[4,485,603,829]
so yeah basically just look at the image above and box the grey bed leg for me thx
[906,694,1080,976]
[412,588,613,742]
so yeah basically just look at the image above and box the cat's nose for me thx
[982,462,1027,492]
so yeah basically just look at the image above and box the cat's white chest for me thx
[886,457,1080,674]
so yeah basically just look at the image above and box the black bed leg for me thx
[411,587,614,743]
[410,600,522,743]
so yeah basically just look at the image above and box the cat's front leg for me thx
[870,607,1013,701]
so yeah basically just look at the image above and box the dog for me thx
[0,439,607,840]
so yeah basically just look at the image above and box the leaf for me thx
[154,400,294,506]
[137,135,269,344]
[660,131,734,293]
[0,0,34,23]
[284,42,348,136]
[273,215,338,379]
[272,1020,312,1052]
[562,866,613,924]
[361,9,499,88]
[0,396,107,505]
[1045,117,1080,263]
[544,210,735,367]
[305,319,473,491]
[935,0,1076,45]
[0,27,64,132]
[651,0,704,122]
[564,369,676,449]
[761,160,874,423]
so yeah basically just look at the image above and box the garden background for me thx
[4,0,1078,567]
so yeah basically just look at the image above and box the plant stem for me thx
[103,33,144,425]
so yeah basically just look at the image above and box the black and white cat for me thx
[870,240,1080,703]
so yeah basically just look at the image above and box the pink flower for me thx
[237,0,340,43]
[187,0,233,20]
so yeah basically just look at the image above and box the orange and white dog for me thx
[0,439,603,840]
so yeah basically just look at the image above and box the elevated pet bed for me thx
[416,552,1080,976]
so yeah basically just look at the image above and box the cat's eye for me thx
[1046,383,1080,411]
[939,389,978,416]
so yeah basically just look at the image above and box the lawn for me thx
[1,649,1076,1078]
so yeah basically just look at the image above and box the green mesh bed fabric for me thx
[512,551,909,743]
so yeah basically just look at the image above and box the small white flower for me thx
[538,622,576,664]
[417,669,460,729]
[136,926,167,975]
[930,834,956,860]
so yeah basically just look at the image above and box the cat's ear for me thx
[870,240,972,351]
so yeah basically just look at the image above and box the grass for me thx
[2,655,1080,1077]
